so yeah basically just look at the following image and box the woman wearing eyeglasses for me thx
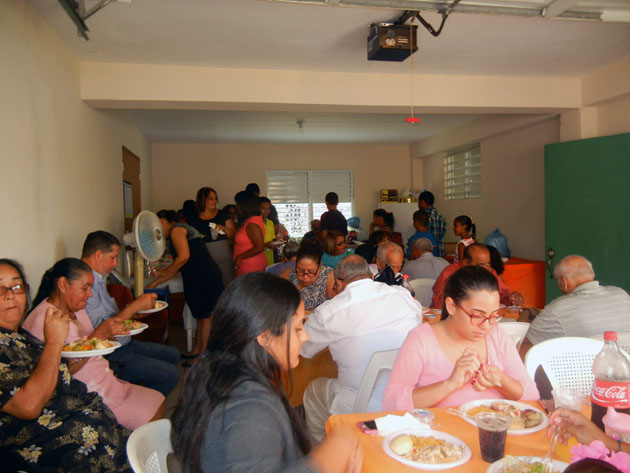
[383,265,538,410]
[321,230,354,271]
[0,259,132,472]
[282,241,335,312]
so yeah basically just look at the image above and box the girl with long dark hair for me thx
[383,265,538,410]
[171,272,363,473]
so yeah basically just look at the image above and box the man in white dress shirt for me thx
[402,238,450,280]
[301,254,422,442]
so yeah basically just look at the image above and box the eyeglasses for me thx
[296,266,320,277]
[458,304,502,325]
[0,283,28,296]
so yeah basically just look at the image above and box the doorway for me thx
[122,146,142,233]
[544,133,630,302]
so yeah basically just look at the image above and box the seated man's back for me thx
[525,281,630,344]
[301,255,421,441]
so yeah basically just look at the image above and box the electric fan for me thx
[123,210,166,296]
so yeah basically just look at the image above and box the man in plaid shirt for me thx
[418,191,447,257]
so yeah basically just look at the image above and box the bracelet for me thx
[617,438,623,453]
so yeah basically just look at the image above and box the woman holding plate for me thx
[0,258,132,472]
[23,257,165,429]
[383,265,538,410]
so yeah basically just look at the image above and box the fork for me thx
[542,427,560,473]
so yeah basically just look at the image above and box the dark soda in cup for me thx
[475,412,511,463]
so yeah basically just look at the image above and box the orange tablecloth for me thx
[283,349,338,406]
[502,257,546,309]
[326,406,553,473]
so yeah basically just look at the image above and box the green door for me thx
[545,133,630,302]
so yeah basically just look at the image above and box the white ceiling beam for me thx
[543,0,579,19]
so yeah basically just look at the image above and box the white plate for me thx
[382,428,472,470]
[486,456,569,473]
[137,301,169,314]
[114,323,148,337]
[458,400,548,435]
[62,341,121,358]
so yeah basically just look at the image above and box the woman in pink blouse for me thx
[383,265,538,410]
[23,258,165,430]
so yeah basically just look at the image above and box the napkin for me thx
[374,413,430,436]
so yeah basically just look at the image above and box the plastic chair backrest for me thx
[127,418,173,473]
[408,278,435,308]
[524,337,604,397]
[590,333,630,360]
[353,349,399,413]
[498,321,530,349]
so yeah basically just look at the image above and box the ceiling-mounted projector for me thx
[367,23,418,62]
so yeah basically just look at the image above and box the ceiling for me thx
[27,0,630,144]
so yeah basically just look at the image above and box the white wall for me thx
[415,118,560,260]
[151,143,412,233]
[1,1,151,288]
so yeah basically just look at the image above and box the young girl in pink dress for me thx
[23,258,165,430]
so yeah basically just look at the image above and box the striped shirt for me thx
[526,281,630,345]
[425,206,447,257]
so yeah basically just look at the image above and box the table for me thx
[284,349,338,406]
[502,257,546,309]
[326,406,554,473]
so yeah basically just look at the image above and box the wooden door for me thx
[545,133,630,302]
[122,146,142,233]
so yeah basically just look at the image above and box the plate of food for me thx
[115,320,148,337]
[137,300,168,314]
[459,400,548,435]
[61,338,121,358]
[383,428,471,470]
[486,455,569,473]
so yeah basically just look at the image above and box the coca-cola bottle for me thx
[591,331,630,430]
[401,274,416,299]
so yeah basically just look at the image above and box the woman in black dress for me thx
[148,210,224,361]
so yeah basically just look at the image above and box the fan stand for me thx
[134,251,145,297]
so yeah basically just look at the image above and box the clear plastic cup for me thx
[475,412,511,463]
[551,388,583,411]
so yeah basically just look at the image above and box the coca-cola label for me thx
[591,379,630,408]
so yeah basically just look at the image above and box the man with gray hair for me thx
[373,241,404,286]
[519,255,630,358]
[402,238,450,280]
[301,254,421,442]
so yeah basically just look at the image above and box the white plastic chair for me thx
[498,321,530,349]
[590,333,630,359]
[408,278,435,308]
[353,349,399,413]
[127,419,173,473]
[524,337,605,397]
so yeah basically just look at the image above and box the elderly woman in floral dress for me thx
[0,258,131,473]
